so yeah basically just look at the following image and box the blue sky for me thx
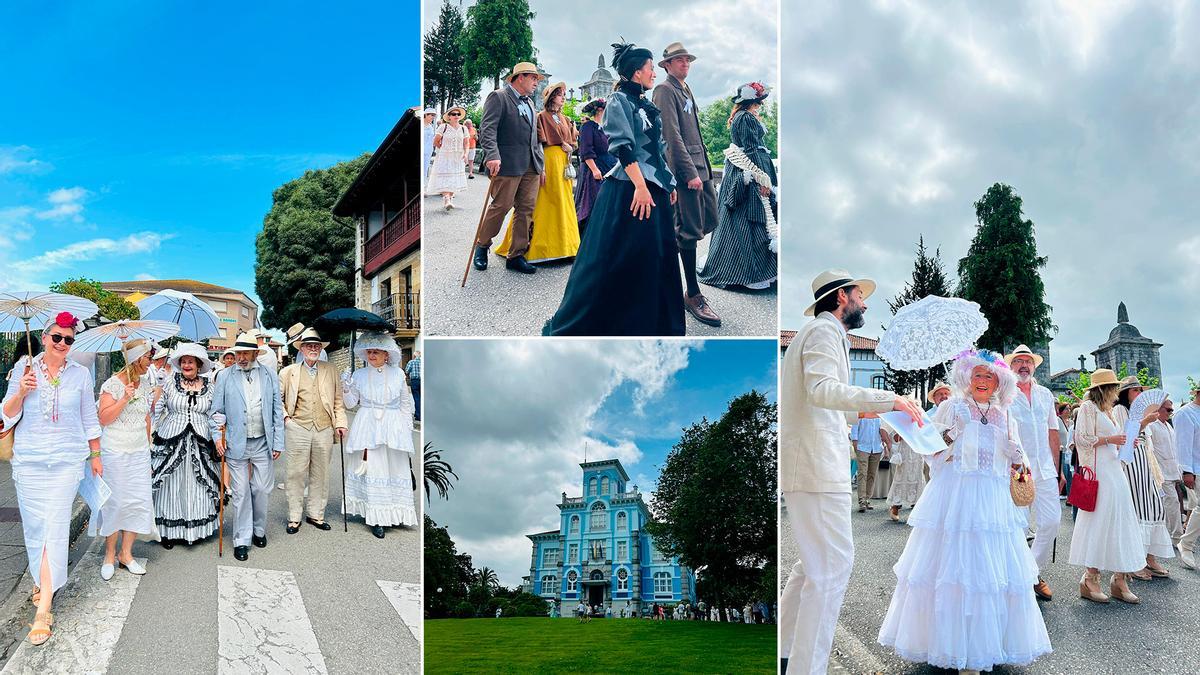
[425,339,777,586]
[0,2,420,320]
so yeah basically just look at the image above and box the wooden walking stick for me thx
[461,180,497,288]
[218,426,226,557]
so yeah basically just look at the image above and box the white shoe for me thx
[1180,546,1196,570]
[119,558,146,575]
[100,563,115,581]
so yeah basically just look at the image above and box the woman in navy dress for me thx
[573,98,616,235]
[544,41,684,336]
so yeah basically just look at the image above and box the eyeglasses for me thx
[48,333,75,345]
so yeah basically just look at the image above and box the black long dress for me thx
[698,109,778,288]
[544,82,685,336]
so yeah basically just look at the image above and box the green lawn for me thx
[425,617,775,674]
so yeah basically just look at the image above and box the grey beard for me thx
[843,307,866,330]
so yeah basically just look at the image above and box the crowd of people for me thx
[424,40,777,335]
[781,268,1200,675]
[568,598,774,623]
[0,315,418,646]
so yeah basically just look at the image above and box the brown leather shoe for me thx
[684,293,721,327]
[889,505,901,521]
[1034,578,1053,601]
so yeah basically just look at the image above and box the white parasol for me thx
[71,319,181,354]
[136,289,221,341]
[877,295,988,371]
[0,291,99,368]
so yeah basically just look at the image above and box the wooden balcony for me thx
[363,198,420,276]
[371,292,421,332]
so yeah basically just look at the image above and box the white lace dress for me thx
[342,366,417,527]
[94,374,158,538]
[425,123,469,195]
[878,397,1052,671]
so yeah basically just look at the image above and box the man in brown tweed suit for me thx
[653,42,721,327]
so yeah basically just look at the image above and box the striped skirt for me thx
[1123,445,1174,558]
[151,429,220,543]
[12,461,84,593]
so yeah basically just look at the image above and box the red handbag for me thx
[1067,449,1099,512]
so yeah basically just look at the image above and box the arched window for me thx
[567,570,577,591]
[590,502,607,530]
[541,575,557,595]
[601,476,610,494]
[653,571,671,594]
[588,477,598,496]
[569,515,579,535]
[616,512,627,532]
[617,568,629,591]
[590,569,604,581]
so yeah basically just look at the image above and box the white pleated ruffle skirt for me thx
[343,445,417,527]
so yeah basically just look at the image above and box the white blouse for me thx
[2,355,101,467]
[342,365,414,453]
[99,374,152,455]
[934,397,1027,478]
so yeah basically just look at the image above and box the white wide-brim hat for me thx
[169,342,213,374]
[353,331,402,365]
[804,269,876,317]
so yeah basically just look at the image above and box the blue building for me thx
[522,459,696,616]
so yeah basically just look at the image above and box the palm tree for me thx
[423,442,458,502]
[475,567,500,593]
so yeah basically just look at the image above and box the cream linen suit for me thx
[280,360,348,523]
[780,312,895,675]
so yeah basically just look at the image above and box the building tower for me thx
[1091,302,1163,380]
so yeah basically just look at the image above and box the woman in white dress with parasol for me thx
[341,332,417,538]
[94,338,158,580]
[877,350,1051,674]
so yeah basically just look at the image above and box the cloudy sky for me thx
[425,339,777,587]
[0,3,419,315]
[781,0,1200,398]
[423,0,778,106]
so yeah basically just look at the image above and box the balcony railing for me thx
[372,292,421,331]
[363,199,420,274]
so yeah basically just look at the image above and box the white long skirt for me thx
[343,445,417,527]
[95,451,158,539]
[1069,446,1146,572]
[13,461,84,593]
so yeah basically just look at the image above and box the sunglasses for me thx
[48,333,75,346]
[448,112,462,117]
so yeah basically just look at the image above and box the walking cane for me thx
[218,427,226,557]
[339,434,348,532]
[461,180,497,288]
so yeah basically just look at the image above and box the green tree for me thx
[424,442,459,503]
[424,0,476,111]
[49,277,139,321]
[882,237,953,400]
[646,391,777,610]
[461,0,535,91]
[698,99,778,168]
[423,516,476,619]
[254,155,369,335]
[957,183,1056,353]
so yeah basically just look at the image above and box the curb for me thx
[0,498,90,663]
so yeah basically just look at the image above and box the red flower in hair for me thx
[55,312,78,329]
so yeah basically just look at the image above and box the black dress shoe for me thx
[234,546,249,561]
[473,246,488,271]
[305,517,332,531]
[371,525,386,539]
[506,255,537,274]
[160,539,174,550]
[252,535,267,548]
[286,522,300,534]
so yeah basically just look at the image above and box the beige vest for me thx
[293,369,332,431]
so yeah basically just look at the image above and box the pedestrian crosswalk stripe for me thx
[218,566,327,674]
[377,581,422,642]
[2,547,145,674]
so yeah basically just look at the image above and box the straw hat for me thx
[541,82,566,107]
[229,332,265,353]
[443,106,467,123]
[1003,344,1043,369]
[291,327,329,350]
[1117,375,1144,393]
[506,62,545,82]
[926,382,951,403]
[1084,369,1120,390]
[804,269,876,317]
[658,42,697,68]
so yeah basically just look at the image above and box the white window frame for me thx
[568,544,578,563]
[617,568,629,591]
[654,572,671,594]
[617,540,628,561]
[567,570,578,591]
[541,575,557,595]
[543,548,559,567]
[569,515,579,536]
[617,512,627,532]
[590,502,607,531]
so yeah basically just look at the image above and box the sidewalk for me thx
[0,461,89,662]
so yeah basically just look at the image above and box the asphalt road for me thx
[422,170,777,337]
[0,430,422,674]
[781,495,1200,674]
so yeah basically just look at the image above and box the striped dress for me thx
[1114,405,1175,558]
[697,109,778,289]
[150,373,220,543]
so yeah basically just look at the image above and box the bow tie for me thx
[519,96,532,104]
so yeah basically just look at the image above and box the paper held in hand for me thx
[79,472,112,512]
[879,410,947,456]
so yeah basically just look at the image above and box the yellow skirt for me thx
[496,145,581,262]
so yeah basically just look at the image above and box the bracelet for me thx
[88,451,101,458]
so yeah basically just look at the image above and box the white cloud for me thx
[36,187,88,221]
[11,232,172,274]
[0,146,50,175]
[134,272,158,281]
